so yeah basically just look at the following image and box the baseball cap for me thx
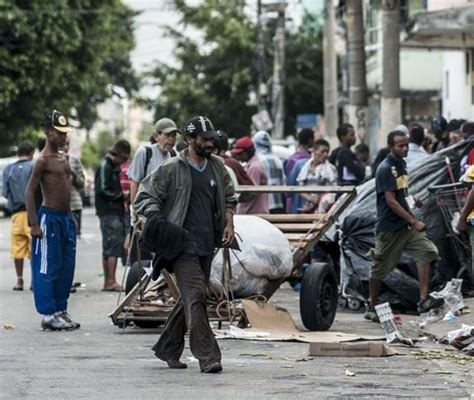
[230,136,254,155]
[154,118,180,134]
[44,110,71,133]
[394,124,409,134]
[184,116,219,139]
[431,116,447,134]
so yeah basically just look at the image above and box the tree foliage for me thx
[148,0,323,138]
[0,0,138,155]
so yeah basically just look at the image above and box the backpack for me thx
[143,146,177,179]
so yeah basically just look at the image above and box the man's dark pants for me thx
[152,254,221,369]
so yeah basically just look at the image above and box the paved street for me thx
[1,209,473,399]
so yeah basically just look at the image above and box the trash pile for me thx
[337,141,473,311]
[210,215,293,297]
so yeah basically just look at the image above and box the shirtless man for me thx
[25,110,80,331]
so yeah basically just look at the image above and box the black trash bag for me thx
[338,141,473,311]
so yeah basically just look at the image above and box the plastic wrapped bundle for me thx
[210,215,293,298]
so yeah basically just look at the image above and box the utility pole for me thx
[271,1,286,139]
[256,0,267,110]
[380,0,401,147]
[323,0,338,143]
[346,0,368,144]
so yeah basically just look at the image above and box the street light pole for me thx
[271,1,286,139]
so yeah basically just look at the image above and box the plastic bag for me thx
[430,278,465,314]
[210,215,293,297]
[447,324,474,351]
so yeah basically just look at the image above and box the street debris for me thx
[431,279,465,315]
[3,323,15,330]
[409,349,474,364]
[309,341,398,357]
[375,302,416,346]
[446,324,474,355]
[345,369,356,377]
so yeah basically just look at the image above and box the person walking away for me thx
[230,136,269,214]
[94,140,131,291]
[456,165,474,293]
[405,124,428,168]
[2,142,34,291]
[364,130,442,322]
[253,131,285,213]
[329,123,365,186]
[25,110,80,331]
[285,128,314,178]
[134,116,237,373]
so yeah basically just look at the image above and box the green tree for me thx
[285,14,324,135]
[148,0,323,138]
[80,130,116,170]
[0,0,138,155]
[149,0,257,137]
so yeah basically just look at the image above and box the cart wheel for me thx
[299,262,338,331]
[347,298,362,311]
[125,261,149,295]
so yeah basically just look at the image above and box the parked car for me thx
[0,157,18,217]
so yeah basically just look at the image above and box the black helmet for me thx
[431,116,447,135]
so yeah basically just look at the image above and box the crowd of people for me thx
[2,109,474,372]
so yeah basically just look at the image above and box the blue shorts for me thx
[32,207,77,315]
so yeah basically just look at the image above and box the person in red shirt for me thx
[230,137,269,214]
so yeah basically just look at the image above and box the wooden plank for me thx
[253,213,327,222]
[284,233,320,241]
[236,185,355,194]
[274,223,315,231]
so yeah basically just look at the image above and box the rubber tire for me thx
[125,260,149,295]
[299,262,338,331]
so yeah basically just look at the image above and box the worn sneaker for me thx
[201,362,223,373]
[363,307,380,323]
[59,311,81,330]
[41,313,75,331]
[417,296,444,314]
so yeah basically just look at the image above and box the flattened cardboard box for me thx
[309,341,398,357]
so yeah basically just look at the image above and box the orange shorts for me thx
[10,211,31,259]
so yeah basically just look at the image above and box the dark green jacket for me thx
[134,150,237,246]
[94,156,125,216]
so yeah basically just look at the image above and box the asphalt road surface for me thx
[1,209,473,399]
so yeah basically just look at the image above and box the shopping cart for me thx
[428,182,472,290]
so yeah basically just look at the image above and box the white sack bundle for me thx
[210,215,293,297]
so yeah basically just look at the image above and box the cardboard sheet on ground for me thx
[227,300,384,343]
